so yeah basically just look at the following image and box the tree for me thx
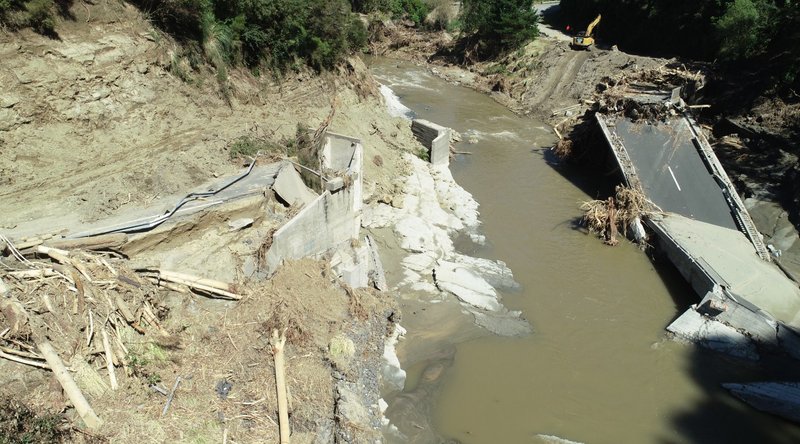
[714,0,775,60]
[460,0,539,55]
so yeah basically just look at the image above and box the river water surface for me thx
[369,58,800,444]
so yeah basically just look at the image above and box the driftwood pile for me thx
[592,62,708,121]
[580,185,656,246]
[0,233,243,430]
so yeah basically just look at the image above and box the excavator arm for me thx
[586,14,602,37]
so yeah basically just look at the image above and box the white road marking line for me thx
[667,165,682,191]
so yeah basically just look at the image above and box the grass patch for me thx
[0,0,63,35]
[229,136,285,160]
[414,145,430,162]
[483,63,508,75]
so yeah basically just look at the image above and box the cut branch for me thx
[101,329,118,390]
[272,329,290,444]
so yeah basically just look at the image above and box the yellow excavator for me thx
[571,14,601,50]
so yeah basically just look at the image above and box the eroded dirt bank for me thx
[0,2,434,443]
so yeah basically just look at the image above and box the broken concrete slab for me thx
[265,133,363,275]
[401,252,437,273]
[332,244,371,289]
[652,215,800,330]
[534,434,585,444]
[227,218,254,231]
[434,261,501,311]
[472,310,532,337]
[723,381,800,424]
[667,307,759,360]
[325,177,345,193]
[453,254,519,290]
[273,163,318,207]
[51,162,283,241]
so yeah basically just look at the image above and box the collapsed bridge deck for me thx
[595,105,800,358]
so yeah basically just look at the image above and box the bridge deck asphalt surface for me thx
[610,116,739,230]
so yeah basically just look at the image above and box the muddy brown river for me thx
[369,58,800,444]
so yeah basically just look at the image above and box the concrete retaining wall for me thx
[322,131,363,214]
[411,119,450,166]
[265,132,363,273]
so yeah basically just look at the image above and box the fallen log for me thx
[7,269,58,279]
[140,270,241,300]
[0,345,44,361]
[37,340,103,429]
[114,294,136,324]
[44,233,128,251]
[144,277,190,295]
[145,270,235,293]
[272,329,290,443]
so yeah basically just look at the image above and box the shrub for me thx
[460,0,538,55]
[0,0,61,35]
[347,14,368,49]
[392,0,428,26]
[424,0,455,30]
[210,2,359,71]
[0,399,69,444]
[229,135,283,159]
[0,0,12,17]
[349,0,393,13]
[25,0,54,34]
[714,0,775,61]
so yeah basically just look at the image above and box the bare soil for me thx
[0,3,418,230]
[0,2,424,443]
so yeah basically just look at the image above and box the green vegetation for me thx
[351,0,431,22]
[228,124,313,161]
[413,145,430,161]
[229,135,280,159]
[484,62,509,75]
[0,399,68,444]
[391,0,429,26]
[559,0,800,91]
[0,0,63,35]
[132,0,368,72]
[460,0,539,56]
[714,0,776,60]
